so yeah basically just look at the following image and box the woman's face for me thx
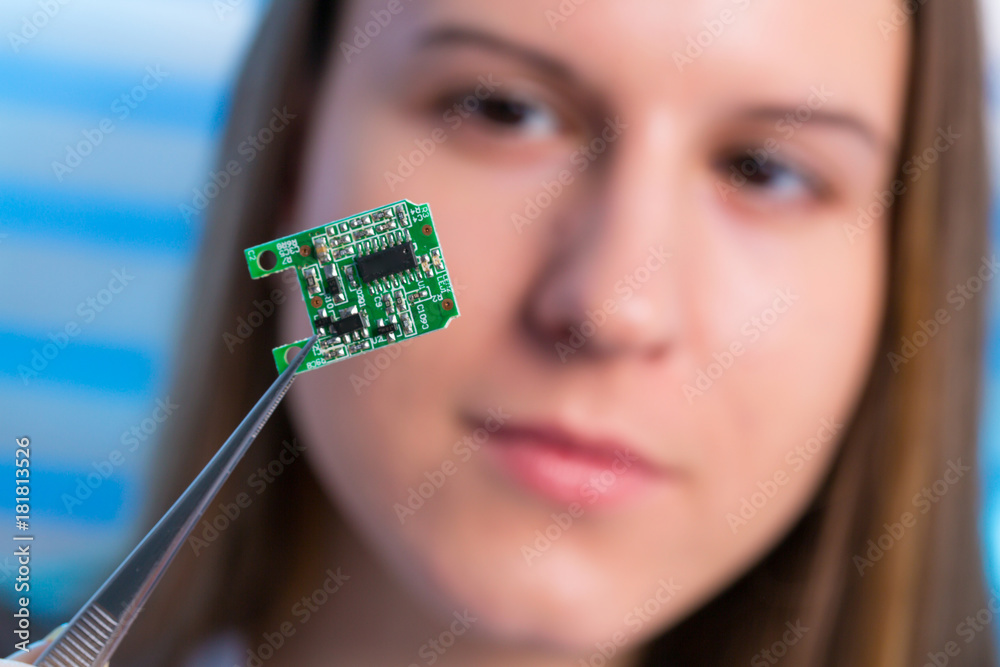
[280,0,909,651]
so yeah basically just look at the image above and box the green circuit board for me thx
[244,200,459,374]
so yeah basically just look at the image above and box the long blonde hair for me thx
[118,2,995,664]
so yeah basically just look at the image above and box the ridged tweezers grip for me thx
[38,605,117,666]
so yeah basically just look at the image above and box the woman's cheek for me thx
[671,205,882,556]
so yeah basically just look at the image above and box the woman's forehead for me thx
[338,0,910,142]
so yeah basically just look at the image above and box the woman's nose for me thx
[523,111,687,363]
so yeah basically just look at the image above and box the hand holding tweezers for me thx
[31,335,318,666]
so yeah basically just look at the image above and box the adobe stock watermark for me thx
[579,578,683,667]
[8,0,71,53]
[223,289,290,353]
[843,125,960,244]
[222,270,299,353]
[212,0,248,21]
[348,282,468,395]
[511,116,628,234]
[17,268,135,385]
[555,245,673,362]
[348,338,417,395]
[545,0,590,31]
[682,288,799,403]
[393,408,511,524]
[383,75,503,191]
[887,254,999,372]
[51,65,169,181]
[239,565,350,667]
[521,448,642,565]
[725,417,844,534]
[877,0,928,40]
[339,0,415,63]
[750,620,809,666]
[179,106,297,223]
[672,0,755,72]
[61,396,179,514]
[853,458,970,576]
[921,591,1000,667]
[406,609,478,667]
[188,438,307,556]
[0,556,21,588]
[716,85,835,202]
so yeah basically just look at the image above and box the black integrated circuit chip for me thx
[331,313,364,336]
[354,242,417,284]
[313,315,333,331]
[373,322,396,337]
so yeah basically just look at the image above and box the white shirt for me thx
[182,630,247,667]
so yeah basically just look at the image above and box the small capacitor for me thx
[313,235,331,263]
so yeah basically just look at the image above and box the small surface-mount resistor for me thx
[408,289,430,302]
[303,266,322,295]
[321,344,347,359]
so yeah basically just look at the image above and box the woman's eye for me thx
[480,97,529,125]
[440,91,561,137]
[718,151,825,202]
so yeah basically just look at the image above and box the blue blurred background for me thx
[0,0,267,616]
[0,0,998,631]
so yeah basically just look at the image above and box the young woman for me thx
[49,0,992,665]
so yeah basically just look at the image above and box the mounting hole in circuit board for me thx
[257,250,278,271]
[422,224,432,236]
[442,299,454,311]
[284,346,301,365]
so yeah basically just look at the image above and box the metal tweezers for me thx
[32,336,318,666]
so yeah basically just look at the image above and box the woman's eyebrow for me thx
[738,106,892,154]
[418,26,894,156]
[418,25,577,82]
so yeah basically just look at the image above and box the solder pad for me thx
[244,200,460,374]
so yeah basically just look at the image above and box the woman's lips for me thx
[482,423,673,509]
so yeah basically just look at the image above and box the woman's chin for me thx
[396,528,687,653]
